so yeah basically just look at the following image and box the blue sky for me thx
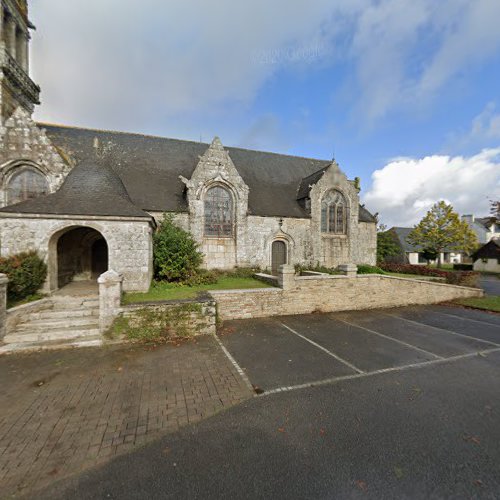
[30,0,500,226]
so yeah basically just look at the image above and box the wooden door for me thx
[271,240,287,275]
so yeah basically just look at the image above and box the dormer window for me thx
[321,189,347,234]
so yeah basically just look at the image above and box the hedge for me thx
[379,263,479,287]
[0,251,47,303]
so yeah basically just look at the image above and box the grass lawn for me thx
[454,296,500,313]
[7,293,46,310]
[123,276,273,304]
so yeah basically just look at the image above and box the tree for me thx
[376,225,402,263]
[407,201,478,267]
[153,214,204,281]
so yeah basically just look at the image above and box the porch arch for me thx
[47,225,109,291]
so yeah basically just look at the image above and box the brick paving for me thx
[0,336,253,498]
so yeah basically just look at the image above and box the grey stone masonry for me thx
[180,136,249,269]
[0,215,152,292]
[338,263,358,278]
[278,264,296,290]
[0,273,8,340]
[211,274,483,321]
[0,108,70,206]
[98,270,123,333]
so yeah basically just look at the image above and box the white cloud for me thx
[29,0,500,133]
[470,103,500,141]
[363,149,500,226]
[446,102,500,151]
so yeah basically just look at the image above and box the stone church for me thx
[0,0,377,293]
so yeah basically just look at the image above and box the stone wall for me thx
[0,273,8,340]
[120,298,217,337]
[0,108,71,206]
[0,215,153,291]
[211,274,483,321]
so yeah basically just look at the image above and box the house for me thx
[0,1,377,292]
[387,227,462,265]
[462,215,500,245]
[471,239,500,273]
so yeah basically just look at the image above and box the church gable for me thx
[0,107,71,206]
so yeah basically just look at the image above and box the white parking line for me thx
[430,309,500,328]
[384,313,500,348]
[280,322,364,374]
[213,334,255,393]
[261,348,500,396]
[336,318,444,360]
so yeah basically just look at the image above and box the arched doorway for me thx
[271,240,287,275]
[54,227,108,289]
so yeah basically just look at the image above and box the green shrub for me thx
[0,251,47,304]
[183,269,219,286]
[153,214,204,282]
[357,264,385,274]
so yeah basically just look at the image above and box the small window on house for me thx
[204,186,233,237]
[6,167,49,205]
[321,190,347,234]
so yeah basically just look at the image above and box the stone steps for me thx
[0,335,103,354]
[3,293,101,350]
[14,316,99,332]
[25,308,99,321]
[4,325,100,344]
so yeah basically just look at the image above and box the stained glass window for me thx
[6,168,49,205]
[321,190,347,234]
[204,186,233,237]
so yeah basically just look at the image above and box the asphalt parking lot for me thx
[220,305,500,393]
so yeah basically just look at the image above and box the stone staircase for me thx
[2,292,102,353]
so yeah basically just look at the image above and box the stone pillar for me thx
[5,16,17,59]
[338,263,358,278]
[278,264,296,290]
[98,270,123,333]
[0,274,8,341]
[16,30,28,71]
[0,7,4,49]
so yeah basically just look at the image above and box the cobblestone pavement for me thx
[0,336,253,498]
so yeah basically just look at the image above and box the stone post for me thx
[0,274,8,341]
[338,264,358,278]
[278,264,296,290]
[5,17,17,59]
[98,270,123,333]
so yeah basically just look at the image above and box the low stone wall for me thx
[211,273,483,321]
[0,274,8,340]
[5,297,53,334]
[119,297,217,338]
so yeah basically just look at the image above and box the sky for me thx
[30,0,500,227]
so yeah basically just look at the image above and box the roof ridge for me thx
[38,122,333,163]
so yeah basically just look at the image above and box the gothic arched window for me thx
[321,190,347,234]
[6,167,49,206]
[204,186,233,237]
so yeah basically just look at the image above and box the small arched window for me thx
[6,167,49,205]
[204,186,233,237]
[321,190,347,234]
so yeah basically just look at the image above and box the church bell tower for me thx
[0,0,40,123]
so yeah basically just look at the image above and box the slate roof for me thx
[390,227,420,252]
[471,239,500,260]
[5,123,377,221]
[0,160,151,219]
[390,227,461,253]
[475,217,498,230]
